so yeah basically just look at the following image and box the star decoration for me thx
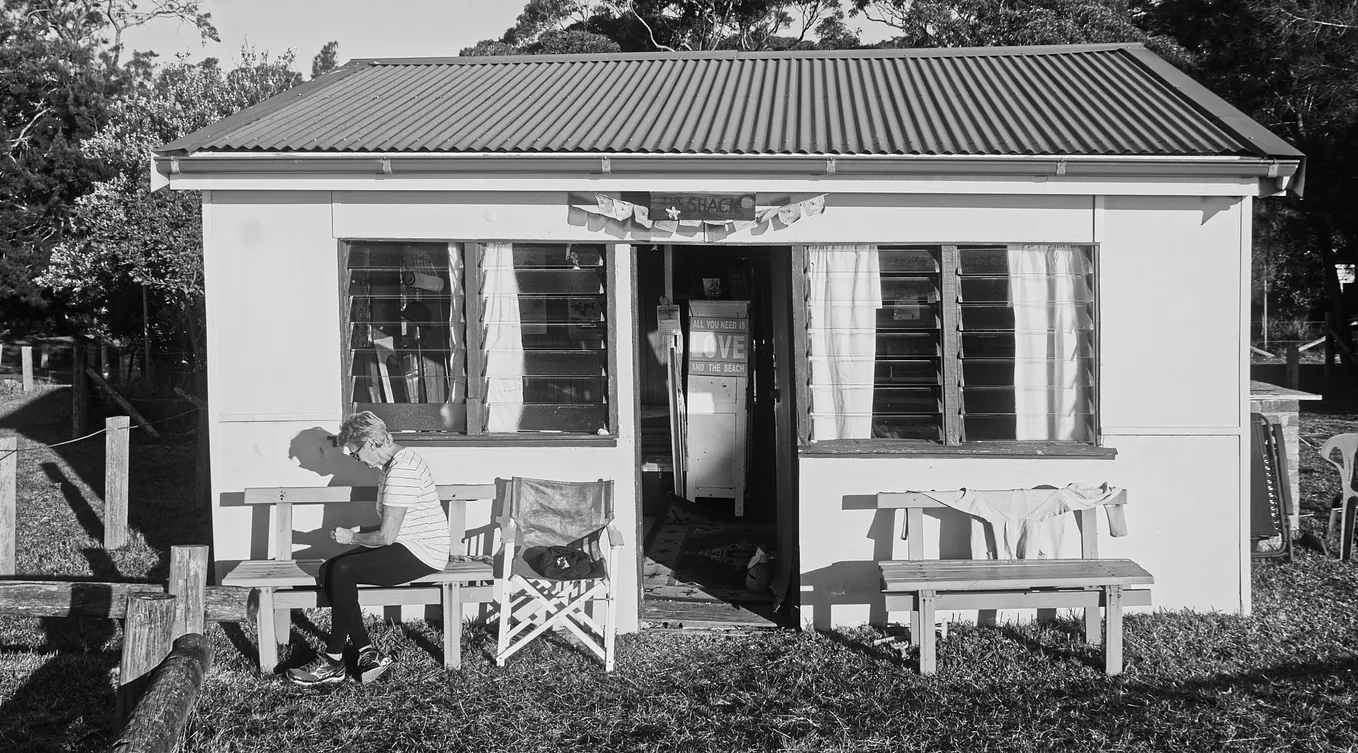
[665,206,681,220]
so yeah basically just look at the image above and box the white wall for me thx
[795,193,1250,629]
[201,187,1251,635]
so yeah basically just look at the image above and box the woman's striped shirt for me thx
[379,447,449,570]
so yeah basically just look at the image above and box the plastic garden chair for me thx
[1321,433,1358,561]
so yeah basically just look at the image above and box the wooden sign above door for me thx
[648,192,756,222]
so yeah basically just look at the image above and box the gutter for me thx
[149,152,1301,193]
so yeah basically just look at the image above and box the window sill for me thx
[798,440,1117,459]
[392,433,618,449]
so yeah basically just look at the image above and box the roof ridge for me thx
[352,43,1142,67]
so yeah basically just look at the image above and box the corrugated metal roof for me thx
[157,44,1301,161]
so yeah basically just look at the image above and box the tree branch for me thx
[7,106,53,158]
[1277,8,1358,30]
[618,0,676,52]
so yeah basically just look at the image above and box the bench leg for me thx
[909,601,922,649]
[918,590,937,676]
[1084,587,1101,645]
[274,605,291,647]
[257,587,279,675]
[1104,585,1124,676]
[442,583,462,670]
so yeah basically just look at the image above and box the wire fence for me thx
[0,340,204,436]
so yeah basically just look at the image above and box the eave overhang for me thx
[149,151,1302,197]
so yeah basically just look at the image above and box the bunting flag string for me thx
[573,193,827,238]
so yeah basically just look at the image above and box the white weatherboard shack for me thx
[152,44,1304,633]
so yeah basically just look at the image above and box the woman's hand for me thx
[331,526,360,545]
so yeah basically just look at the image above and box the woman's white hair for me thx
[337,411,391,448]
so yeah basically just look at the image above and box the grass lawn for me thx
[3,385,1358,752]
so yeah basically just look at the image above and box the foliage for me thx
[459,39,520,56]
[463,0,860,55]
[0,0,215,337]
[536,27,624,54]
[1143,0,1358,327]
[310,40,339,79]
[39,50,302,374]
[852,0,1183,60]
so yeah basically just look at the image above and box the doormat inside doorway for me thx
[677,524,776,604]
[644,513,776,605]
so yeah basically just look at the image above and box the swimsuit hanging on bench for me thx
[921,483,1128,559]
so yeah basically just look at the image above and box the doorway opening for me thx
[635,245,794,629]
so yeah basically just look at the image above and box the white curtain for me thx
[807,244,882,440]
[481,242,525,432]
[1008,244,1086,441]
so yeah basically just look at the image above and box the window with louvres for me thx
[806,243,1098,446]
[341,241,611,436]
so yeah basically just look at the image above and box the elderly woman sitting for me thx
[287,411,449,686]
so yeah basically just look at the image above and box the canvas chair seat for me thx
[494,476,622,671]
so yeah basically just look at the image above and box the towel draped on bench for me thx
[921,483,1128,559]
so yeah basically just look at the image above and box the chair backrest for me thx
[498,477,613,549]
[1322,434,1358,500]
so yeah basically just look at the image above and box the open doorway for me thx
[635,245,795,628]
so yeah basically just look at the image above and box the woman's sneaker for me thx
[287,655,347,686]
[356,647,393,684]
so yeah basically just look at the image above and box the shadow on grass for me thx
[0,650,118,753]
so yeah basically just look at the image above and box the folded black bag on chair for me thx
[522,545,601,580]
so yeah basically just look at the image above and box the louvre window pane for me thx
[955,244,1097,443]
[344,242,466,433]
[481,243,609,434]
[807,245,944,441]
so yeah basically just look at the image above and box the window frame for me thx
[338,239,620,448]
[792,243,1114,459]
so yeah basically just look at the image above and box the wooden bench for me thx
[222,484,497,674]
[877,489,1153,676]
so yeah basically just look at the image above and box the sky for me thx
[118,1,894,73]
[119,1,526,70]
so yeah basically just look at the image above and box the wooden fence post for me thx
[1286,345,1300,390]
[39,343,48,370]
[0,436,15,576]
[117,592,177,725]
[72,344,87,437]
[112,632,213,753]
[169,545,208,639]
[105,416,130,549]
[21,346,32,392]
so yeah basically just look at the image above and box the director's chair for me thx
[494,476,622,671]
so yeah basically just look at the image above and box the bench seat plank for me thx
[223,558,494,588]
[885,587,1153,613]
[880,558,1153,592]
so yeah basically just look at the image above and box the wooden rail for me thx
[0,581,252,622]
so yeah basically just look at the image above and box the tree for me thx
[1143,0,1358,336]
[312,40,339,78]
[851,0,1178,56]
[0,0,215,335]
[535,28,622,54]
[460,40,519,56]
[40,49,302,380]
[462,0,858,55]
